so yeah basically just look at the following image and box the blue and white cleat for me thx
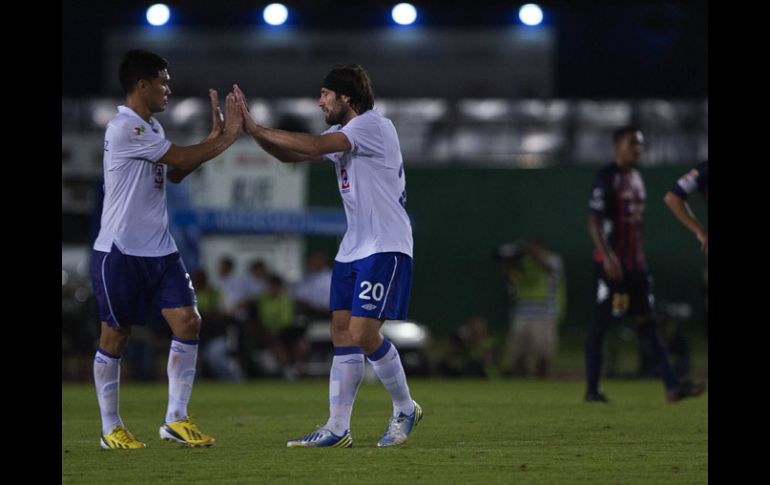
[286,427,353,448]
[377,401,423,447]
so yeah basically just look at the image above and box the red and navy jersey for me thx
[670,160,708,203]
[589,163,647,272]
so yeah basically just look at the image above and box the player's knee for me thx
[349,328,378,352]
[330,319,349,338]
[100,325,131,354]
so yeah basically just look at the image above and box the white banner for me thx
[189,139,308,210]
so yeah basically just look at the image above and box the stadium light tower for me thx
[392,3,417,26]
[263,3,289,26]
[146,4,171,27]
[518,4,544,26]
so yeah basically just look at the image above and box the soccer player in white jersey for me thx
[233,64,422,448]
[91,49,243,449]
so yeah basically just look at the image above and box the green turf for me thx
[63,378,707,484]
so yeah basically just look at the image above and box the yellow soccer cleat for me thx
[159,416,215,447]
[100,425,147,450]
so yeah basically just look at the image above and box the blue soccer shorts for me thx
[91,243,196,327]
[330,252,412,320]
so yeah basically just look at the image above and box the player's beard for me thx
[325,104,346,125]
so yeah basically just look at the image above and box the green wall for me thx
[306,164,708,336]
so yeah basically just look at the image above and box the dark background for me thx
[63,0,707,98]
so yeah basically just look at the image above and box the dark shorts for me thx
[593,262,655,319]
[91,244,196,327]
[330,252,412,320]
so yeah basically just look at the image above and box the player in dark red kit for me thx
[584,126,706,403]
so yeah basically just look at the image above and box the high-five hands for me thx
[232,84,259,135]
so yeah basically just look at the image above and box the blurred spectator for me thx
[292,251,333,323]
[121,314,170,381]
[498,238,565,378]
[247,274,306,379]
[438,316,498,378]
[213,255,250,321]
[243,259,268,300]
[194,269,244,381]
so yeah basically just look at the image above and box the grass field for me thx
[63,377,707,484]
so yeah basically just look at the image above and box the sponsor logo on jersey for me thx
[340,167,350,190]
[154,163,164,188]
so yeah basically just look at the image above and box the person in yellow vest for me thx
[253,274,303,380]
[499,238,566,378]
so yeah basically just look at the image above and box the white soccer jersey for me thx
[93,106,175,256]
[322,109,413,262]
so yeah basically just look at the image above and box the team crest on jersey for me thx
[133,125,145,136]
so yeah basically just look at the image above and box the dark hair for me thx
[612,125,641,145]
[268,274,284,287]
[118,49,169,95]
[323,64,374,114]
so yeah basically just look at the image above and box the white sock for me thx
[165,337,199,423]
[367,339,415,417]
[94,348,123,435]
[324,347,364,435]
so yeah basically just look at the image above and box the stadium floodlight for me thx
[392,3,417,26]
[263,3,289,26]
[146,4,170,27]
[518,4,544,26]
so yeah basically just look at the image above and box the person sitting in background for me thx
[212,255,250,322]
[438,316,498,378]
[249,274,305,379]
[193,269,244,381]
[243,259,268,300]
[292,251,333,323]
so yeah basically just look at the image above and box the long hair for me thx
[325,64,375,114]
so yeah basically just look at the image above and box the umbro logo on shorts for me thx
[361,303,377,311]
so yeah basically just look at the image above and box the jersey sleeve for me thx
[320,125,340,163]
[339,114,382,157]
[110,121,172,164]
[670,162,704,200]
[588,170,611,216]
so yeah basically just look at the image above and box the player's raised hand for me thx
[224,92,243,137]
[201,89,224,142]
[233,84,259,135]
